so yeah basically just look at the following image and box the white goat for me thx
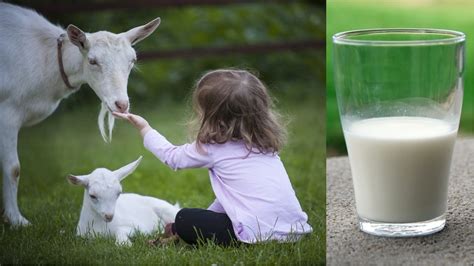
[67,157,180,246]
[0,3,161,226]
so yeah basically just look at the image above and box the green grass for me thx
[0,97,324,264]
[327,0,474,155]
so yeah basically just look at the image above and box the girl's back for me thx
[207,141,311,242]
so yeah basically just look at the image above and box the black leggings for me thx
[172,208,238,246]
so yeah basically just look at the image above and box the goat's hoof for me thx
[116,239,132,247]
[3,214,31,227]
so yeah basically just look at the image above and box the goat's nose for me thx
[115,101,129,113]
[104,214,114,222]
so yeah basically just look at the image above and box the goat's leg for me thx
[115,228,132,246]
[1,126,29,226]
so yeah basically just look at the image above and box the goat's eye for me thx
[88,58,98,65]
[130,58,137,65]
[89,194,97,200]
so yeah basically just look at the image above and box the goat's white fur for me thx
[0,3,161,226]
[98,102,116,142]
[68,157,180,246]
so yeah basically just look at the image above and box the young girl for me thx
[114,69,312,246]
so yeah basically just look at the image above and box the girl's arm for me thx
[113,112,213,170]
[144,129,213,170]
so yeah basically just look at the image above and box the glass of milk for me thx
[332,28,465,237]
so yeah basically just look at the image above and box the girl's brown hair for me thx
[190,69,286,154]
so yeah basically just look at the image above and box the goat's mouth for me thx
[97,99,130,143]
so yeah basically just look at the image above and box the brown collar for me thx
[57,34,76,89]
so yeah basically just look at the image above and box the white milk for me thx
[344,117,457,223]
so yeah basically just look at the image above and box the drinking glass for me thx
[333,28,465,237]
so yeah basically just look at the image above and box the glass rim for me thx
[333,28,465,46]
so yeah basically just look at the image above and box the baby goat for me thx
[67,156,180,246]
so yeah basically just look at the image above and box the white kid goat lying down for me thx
[67,156,180,246]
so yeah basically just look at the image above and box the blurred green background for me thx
[0,0,325,264]
[327,0,474,156]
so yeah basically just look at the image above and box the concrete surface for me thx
[327,138,474,265]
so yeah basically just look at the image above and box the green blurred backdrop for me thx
[327,0,474,156]
[0,1,325,264]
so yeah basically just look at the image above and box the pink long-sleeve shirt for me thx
[144,129,312,243]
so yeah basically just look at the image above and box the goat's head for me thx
[67,156,142,222]
[66,18,161,142]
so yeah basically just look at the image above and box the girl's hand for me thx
[113,112,152,137]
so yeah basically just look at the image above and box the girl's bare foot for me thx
[148,238,160,246]
[159,235,179,245]
[148,223,178,246]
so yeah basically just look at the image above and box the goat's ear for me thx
[66,24,90,51]
[122,17,161,46]
[67,174,89,187]
[114,156,143,181]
